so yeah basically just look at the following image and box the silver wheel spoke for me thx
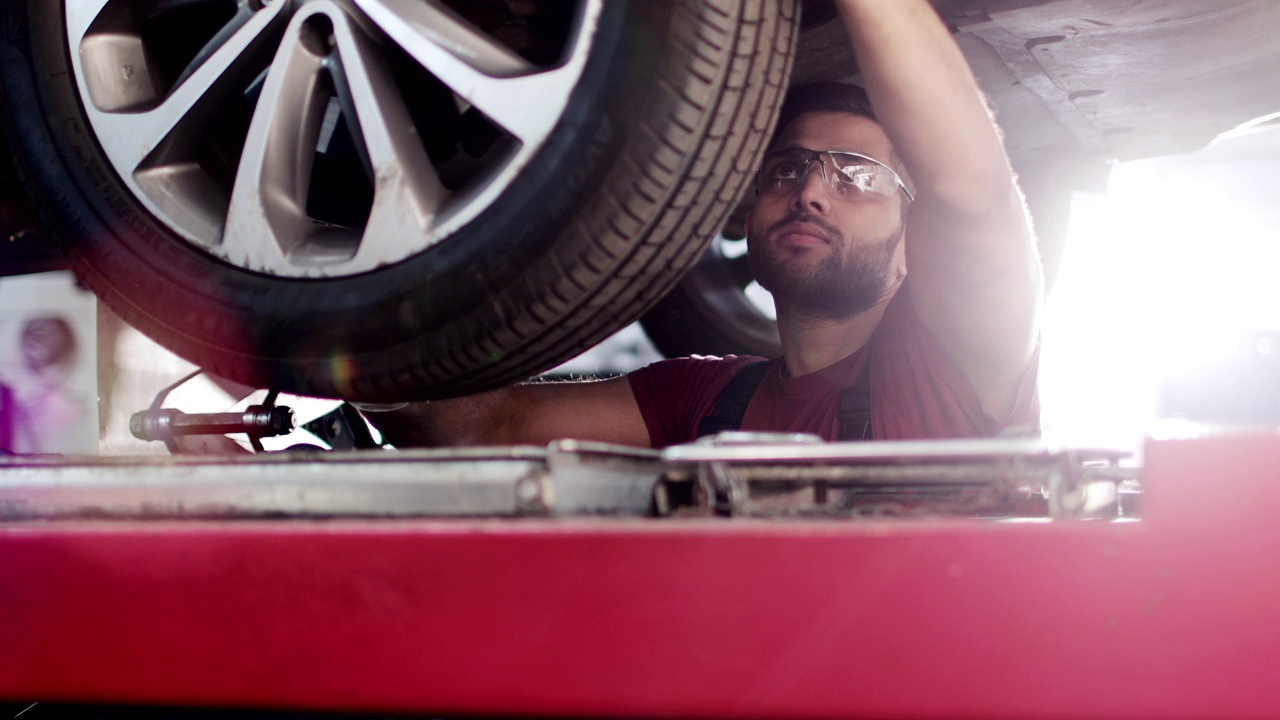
[65,0,116,48]
[354,0,589,143]
[224,3,450,272]
[84,2,288,175]
[355,0,534,78]
[332,10,450,266]
[223,7,336,268]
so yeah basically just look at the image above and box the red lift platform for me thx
[0,434,1275,718]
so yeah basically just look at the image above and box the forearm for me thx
[836,0,1015,204]
[365,388,523,448]
[364,375,651,449]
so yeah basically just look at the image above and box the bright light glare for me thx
[1041,135,1280,449]
[745,280,777,321]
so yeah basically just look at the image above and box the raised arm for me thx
[366,376,651,449]
[837,0,1043,417]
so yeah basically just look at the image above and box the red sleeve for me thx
[627,355,767,448]
[872,291,1041,439]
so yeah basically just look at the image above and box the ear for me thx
[893,226,909,279]
[743,211,754,238]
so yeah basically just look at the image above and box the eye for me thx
[767,161,802,180]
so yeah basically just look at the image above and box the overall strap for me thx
[696,360,774,438]
[837,358,873,441]
[696,356,875,441]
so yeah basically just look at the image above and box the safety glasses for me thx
[756,147,913,202]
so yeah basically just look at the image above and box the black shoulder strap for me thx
[696,356,874,441]
[837,359,873,441]
[696,360,774,438]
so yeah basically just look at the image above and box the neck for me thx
[774,283,900,377]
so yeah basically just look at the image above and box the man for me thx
[369,0,1043,449]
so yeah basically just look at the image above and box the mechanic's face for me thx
[747,112,908,319]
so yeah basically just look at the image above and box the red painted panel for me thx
[2,434,1279,718]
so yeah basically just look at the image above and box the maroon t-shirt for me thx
[628,291,1040,448]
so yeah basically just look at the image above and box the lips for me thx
[772,221,832,247]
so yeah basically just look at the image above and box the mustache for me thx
[764,212,844,244]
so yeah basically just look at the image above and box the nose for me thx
[790,159,831,214]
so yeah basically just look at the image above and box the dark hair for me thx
[763,82,912,206]
[769,82,878,149]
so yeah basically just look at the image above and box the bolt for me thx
[516,477,543,505]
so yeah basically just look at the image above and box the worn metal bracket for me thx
[658,435,1136,520]
[0,441,661,520]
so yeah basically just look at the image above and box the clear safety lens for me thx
[758,148,911,201]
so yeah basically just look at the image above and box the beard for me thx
[748,211,903,319]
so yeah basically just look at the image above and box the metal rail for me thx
[0,437,1137,520]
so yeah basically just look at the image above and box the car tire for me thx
[0,0,796,401]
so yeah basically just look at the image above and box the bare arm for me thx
[838,0,1044,417]
[366,376,652,449]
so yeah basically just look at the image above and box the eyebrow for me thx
[771,146,890,163]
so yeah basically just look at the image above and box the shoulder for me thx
[871,285,1040,437]
[634,353,767,373]
[629,353,768,392]
[628,354,770,447]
